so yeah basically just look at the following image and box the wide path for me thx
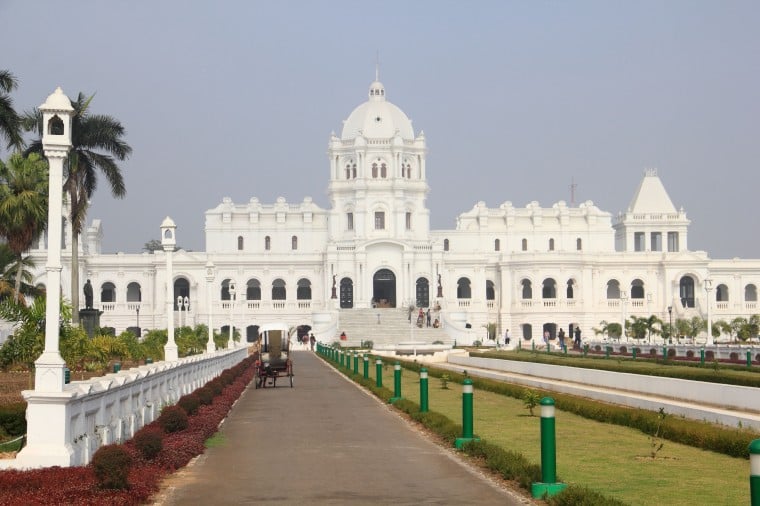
[156,351,527,505]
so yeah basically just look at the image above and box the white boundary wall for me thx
[0,346,248,470]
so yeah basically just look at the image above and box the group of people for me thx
[544,327,583,349]
[301,332,317,351]
[409,307,439,328]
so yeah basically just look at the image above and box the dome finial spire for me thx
[375,50,380,81]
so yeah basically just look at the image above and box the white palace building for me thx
[21,79,760,347]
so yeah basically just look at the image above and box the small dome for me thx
[39,87,74,112]
[160,216,176,228]
[340,81,414,140]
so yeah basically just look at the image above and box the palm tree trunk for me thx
[13,255,22,304]
[71,232,80,324]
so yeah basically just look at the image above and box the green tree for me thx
[687,316,706,340]
[642,315,663,342]
[592,320,621,339]
[675,318,692,339]
[0,152,49,301]
[0,70,23,151]
[0,243,39,303]
[24,93,131,322]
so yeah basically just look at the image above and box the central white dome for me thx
[340,81,415,140]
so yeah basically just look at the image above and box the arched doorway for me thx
[173,278,190,309]
[679,276,695,308]
[340,277,353,308]
[415,277,429,308]
[246,325,260,343]
[373,269,396,308]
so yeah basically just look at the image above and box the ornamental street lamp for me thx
[667,306,673,344]
[161,217,178,361]
[34,87,73,392]
[183,296,189,327]
[205,261,216,353]
[177,295,184,328]
[705,278,714,346]
[136,306,140,329]
[620,291,628,342]
[228,281,236,349]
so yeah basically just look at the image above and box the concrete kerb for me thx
[312,352,536,504]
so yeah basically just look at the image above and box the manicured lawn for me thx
[374,365,749,506]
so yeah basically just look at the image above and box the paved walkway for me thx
[156,351,528,505]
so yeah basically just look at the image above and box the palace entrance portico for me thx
[373,268,396,308]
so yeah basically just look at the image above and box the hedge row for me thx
[0,355,257,505]
[321,354,628,505]
[470,350,760,388]
[0,403,26,437]
[395,358,758,459]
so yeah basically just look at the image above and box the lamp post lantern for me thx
[33,87,73,392]
[183,296,189,327]
[705,278,714,346]
[228,281,236,349]
[177,295,183,328]
[136,306,140,329]
[161,216,178,361]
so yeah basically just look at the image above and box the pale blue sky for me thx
[1,1,758,258]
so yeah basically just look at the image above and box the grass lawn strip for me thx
[372,361,749,506]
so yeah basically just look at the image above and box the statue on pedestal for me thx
[83,279,94,309]
[331,275,337,299]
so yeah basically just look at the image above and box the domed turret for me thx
[340,80,415,140]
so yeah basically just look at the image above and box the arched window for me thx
[272,279,286,300]
[457,277,472,299]
[237,236,244,251]
[631,279,645,299]
[542,278,557,298]
[679,276,695,307]
[405,212,411,230]
[372,163,378,178]
[101,282,116,303]
[265,236,271,251]
[401,165,405,177]
[246,279,261,300]
[716,284,729,302]
[347,212,354,230]
[606,280,621,299]
[221,279,234,300]
[486,280,495,300]
[549,238,555,251]
[297,278,312,300]
[345,165,351,179]
[521,238,528,251]
[444,239,449,251]
[352,163,357,178]
[521,279,532,299]
[746,284,757,302]
[576,238,582,250]
[381,163,387,178]
[173,278,189,309]
[374,212,385,230]
[48,114,64,135]
[292,236,298,250]
[407,164,412,179]
[566,279,574,299]
[126,282,142,302]
[494,239,500,251]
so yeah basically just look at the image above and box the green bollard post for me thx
[583,343,589,357]
[605,346,611,359]
[64,367,70,384]
[146,357,153,364]
[748,350,753,369]
[563,344,567,355]
[700,348,705,366]
[389,362,402,403]
[455,378,479,449]
[662,346,667,361]
[532,340,535,352]
[376,358,383,388]
[420,368,429,413]
[750,439,760,506]
[340,351,344,368]
[113,362,121,373]
[363,354,369,379]
[632,347,637,360]
[546,343,551,354]
[531,397,567,498]
[353,353,359,374]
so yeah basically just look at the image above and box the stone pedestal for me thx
[79,309,102,339]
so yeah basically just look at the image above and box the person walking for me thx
[558,328,566,349]
[574,327,582,349]
[309,333,316,351]
[426,309,431,327]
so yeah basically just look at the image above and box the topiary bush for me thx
[91,444,132,490]
[177,393,201,416]
[196,386,214,405]
[619,346,627,355]
[133,427,163,460]
[0,403,27,436]
[158,405,188,433]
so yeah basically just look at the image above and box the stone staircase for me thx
[334,308,453,348]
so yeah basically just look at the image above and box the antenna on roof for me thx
[570,177,577,206]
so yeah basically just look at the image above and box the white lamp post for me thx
[161,217,178,361]
[705,278,714,346]
[620,290,628,342]
[184,296,190,327]
[228,281,236,349]
[34,87,73,392]
[205,261,216,353]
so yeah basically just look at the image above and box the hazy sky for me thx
[1,1,758,258]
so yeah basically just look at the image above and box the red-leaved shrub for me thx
[177,393,201,415]
[196,386,214,405]
[134,427,163,460]
[159,405,189,433]
[92,444,132,490]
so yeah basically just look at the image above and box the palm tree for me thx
[24,92,131,322]
[0,70,23,151]
[592,320,622,339]
[0,152,49,301]
[0,242,38,303]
